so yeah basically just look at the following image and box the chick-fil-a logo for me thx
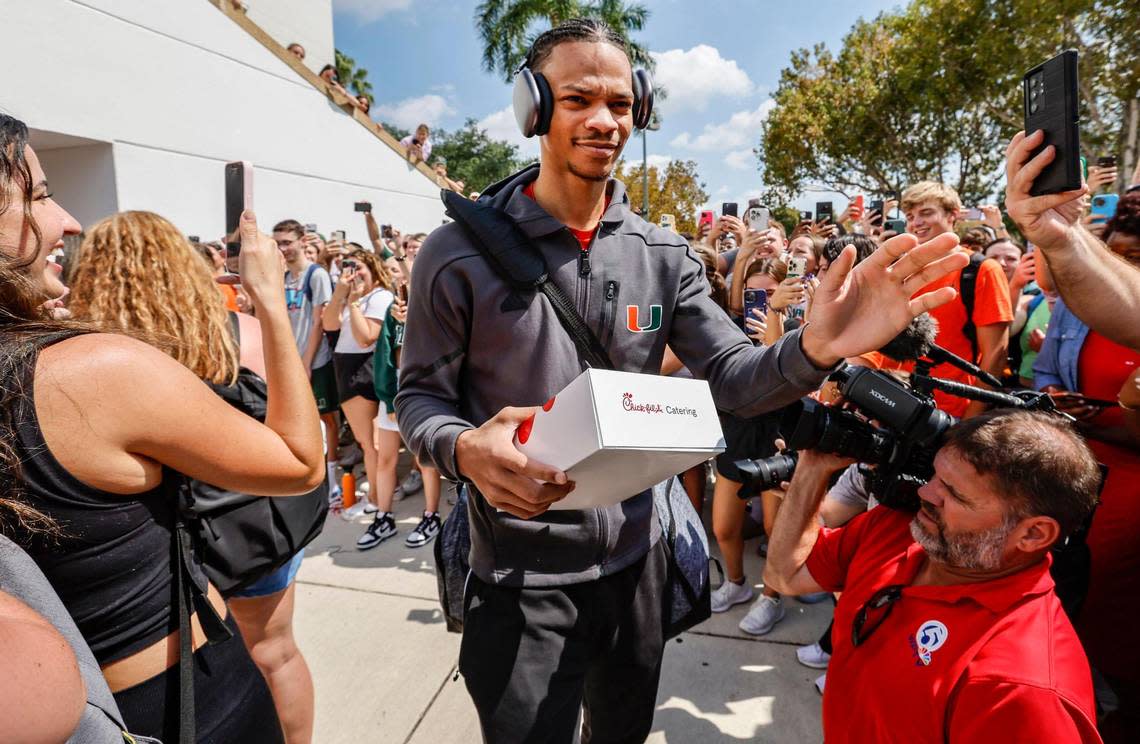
[623,392,663,414]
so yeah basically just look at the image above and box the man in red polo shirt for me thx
[765,409,1102,742]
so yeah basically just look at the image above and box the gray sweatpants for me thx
[458,540,668,744]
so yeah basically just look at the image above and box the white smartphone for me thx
[787,256,808,278]
[746,206,770,233]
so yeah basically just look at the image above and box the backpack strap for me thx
[226,310,241,345]
[301,262,318,305]
[442,190,615,371]
[959,252,987,361]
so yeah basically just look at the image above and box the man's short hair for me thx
[901,181,962,216]
[525,18,629,73]
[942,410,1100,538]
[823,234,877,266]
[273,219,305,238]
[984,237,1025,255]
[959,226,992,251]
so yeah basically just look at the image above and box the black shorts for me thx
[310,360,339,414]
[715,411,780,483]
[333,352,379,404]
[114,614,284,743]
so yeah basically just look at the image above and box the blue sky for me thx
[332,0,902,214]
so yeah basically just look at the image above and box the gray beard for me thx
[909,510,1015,572]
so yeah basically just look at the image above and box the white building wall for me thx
[35,143,120,231]
[1,0,444,243]
[246,0,335,74]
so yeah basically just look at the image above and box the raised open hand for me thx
[800,232,967,366]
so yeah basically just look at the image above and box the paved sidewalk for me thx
[293,478,829,743]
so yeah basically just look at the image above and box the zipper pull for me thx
[606,280,616,300]
[579,250,591,277]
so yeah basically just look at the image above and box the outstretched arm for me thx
[1005,130,1140,351]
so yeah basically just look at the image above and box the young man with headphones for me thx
[397,18,967,743]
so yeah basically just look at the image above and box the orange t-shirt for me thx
[915,255,1013,417]
[217,283,240,313]
[856,351,915,374]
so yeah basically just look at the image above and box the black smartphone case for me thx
[1023,50,1080,196]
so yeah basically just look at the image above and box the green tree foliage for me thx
[759,0,1139,204]
[475,0,651,83]
[382,122,412,141]
[615,159,709,234]
[335,49,374,103]
[432,119,533,192]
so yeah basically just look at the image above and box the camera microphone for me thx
[879,313,938,362]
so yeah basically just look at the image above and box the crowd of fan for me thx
[2,91,1140,741]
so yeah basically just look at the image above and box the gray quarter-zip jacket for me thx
[396,165,833,587]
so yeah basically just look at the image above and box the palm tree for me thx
[335,49,374,104]
[476,0,650,84]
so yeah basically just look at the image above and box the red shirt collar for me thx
[521,181,611,247]
[895,541,1057,614]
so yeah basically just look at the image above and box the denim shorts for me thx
[231,549,305,599]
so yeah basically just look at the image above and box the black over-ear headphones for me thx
[512,64,654,138]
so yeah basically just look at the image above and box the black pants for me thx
[114,615,284,743]
[459,540,668,744]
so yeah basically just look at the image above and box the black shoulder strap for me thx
[442,190,615,371]
[227,311,241,345]
[959,252,987,361]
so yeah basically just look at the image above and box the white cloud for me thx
[724,148,755,171]
[375,94,455,130]
[671,98,776,152]
[332,0,412,23]
[650,45,754,112]
[477,105,540,158]
[645,154,673,171]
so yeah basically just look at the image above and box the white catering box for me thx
[513,369,726,510]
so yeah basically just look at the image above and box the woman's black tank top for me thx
[13,333,177,665]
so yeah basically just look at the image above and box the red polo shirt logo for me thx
[911,620,948,666]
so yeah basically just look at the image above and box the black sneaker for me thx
[356,514,397,550]
[405,512,441,548]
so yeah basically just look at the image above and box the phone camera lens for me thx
[1030,102,1039,113]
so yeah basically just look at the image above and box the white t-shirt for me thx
[335,288,393,354]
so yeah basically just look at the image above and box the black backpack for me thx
[182,314,329,597]
[959,251,990,361]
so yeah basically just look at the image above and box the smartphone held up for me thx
[224,160,253,257]
[1023,50,1080,196]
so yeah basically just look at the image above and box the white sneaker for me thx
[796,642,831,669]
[711,579,754,613]
[739,595,785,635]
[343,500,369,519]
[814,672,826,695]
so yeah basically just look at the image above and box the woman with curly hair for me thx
[0,113,323,742]
[69,211,316,744]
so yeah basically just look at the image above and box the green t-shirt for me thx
[1019,295,1052,381]
[372,309,404,408]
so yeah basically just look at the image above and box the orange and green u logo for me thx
[626,304,662,333]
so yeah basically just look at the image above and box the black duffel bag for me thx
[182,316,328,597]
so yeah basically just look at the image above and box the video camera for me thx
[735,356,1061,510]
